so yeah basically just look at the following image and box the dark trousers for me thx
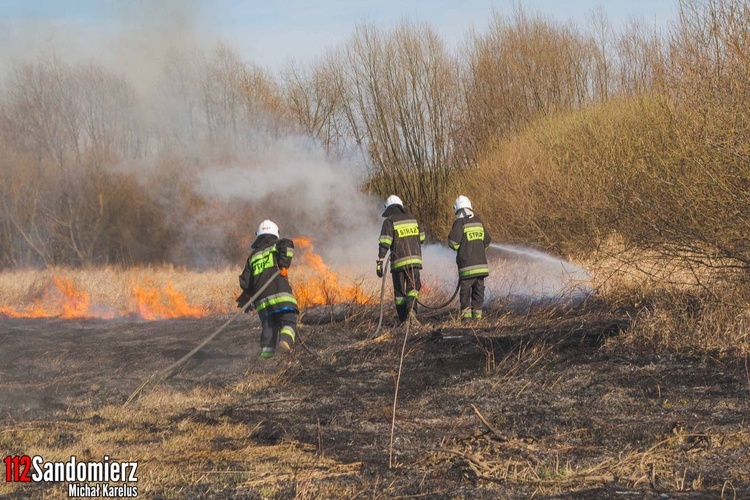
[392,268,421,323]
[260,310,298,355]
[459,277,485,318]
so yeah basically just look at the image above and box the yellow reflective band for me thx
[391,258,422,269]
[460,267,489,277]
[280,326,296,341]
[256,293,298,311]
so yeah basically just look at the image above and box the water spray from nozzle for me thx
[486,243,592,303]
[421,242,593,306]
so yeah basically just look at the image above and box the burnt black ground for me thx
[1,303,749,498]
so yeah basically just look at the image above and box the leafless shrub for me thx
[334,22,463,233]
[460,9,595,156]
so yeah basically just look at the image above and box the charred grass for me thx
[1,286,749,498]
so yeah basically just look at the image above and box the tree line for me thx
[1,0,748,272]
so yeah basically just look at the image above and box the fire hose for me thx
[370,254,460,340]
[123,269,281,406]
[415,279,460,310]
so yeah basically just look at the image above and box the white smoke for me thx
[195,133,382,268]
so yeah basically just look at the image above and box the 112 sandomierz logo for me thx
[4,455,138,497]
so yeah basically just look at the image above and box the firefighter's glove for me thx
[279,267,288,277]
[236,291,251,309]
[376,259,384,278]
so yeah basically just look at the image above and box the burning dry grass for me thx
[292,238,377,308]
[0,243,378,321]
[1,241,747,358]
[0,267,237,320]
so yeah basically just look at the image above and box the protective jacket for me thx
[239,234,298,319]
[448,214,491,279]
[378,204,425,271]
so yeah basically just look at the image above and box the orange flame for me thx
[0,277,104,319]
[292,237,373,308]
[0,276,208,320]
[0,239,374,321]
[132,279,206,320]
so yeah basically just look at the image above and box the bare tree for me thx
[327,22,462,230]
[282,56,345,153]
[460,9,596,159]
[614,19,666,96]
[196,43,288,150]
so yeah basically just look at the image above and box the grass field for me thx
[0,255,749,498]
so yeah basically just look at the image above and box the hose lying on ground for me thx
[123,269,281,407]
[415,279,460,311]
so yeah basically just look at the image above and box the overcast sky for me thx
[0,0,679,73]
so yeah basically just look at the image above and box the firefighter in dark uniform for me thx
[376,195,426,324]
[238,220,298,358]
[448,196,491,321]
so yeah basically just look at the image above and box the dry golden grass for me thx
[0,373,363,498]
[584,242,750,357]
[2,249,746,357]
[430,425,745,496]
[581,236,710,295]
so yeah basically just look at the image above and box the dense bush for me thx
[463,0,750,274]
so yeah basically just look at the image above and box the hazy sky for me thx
[0,0,679,72]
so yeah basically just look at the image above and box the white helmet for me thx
[454,195,472,213]
[256,219,279,238]
[384,195,404,210]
